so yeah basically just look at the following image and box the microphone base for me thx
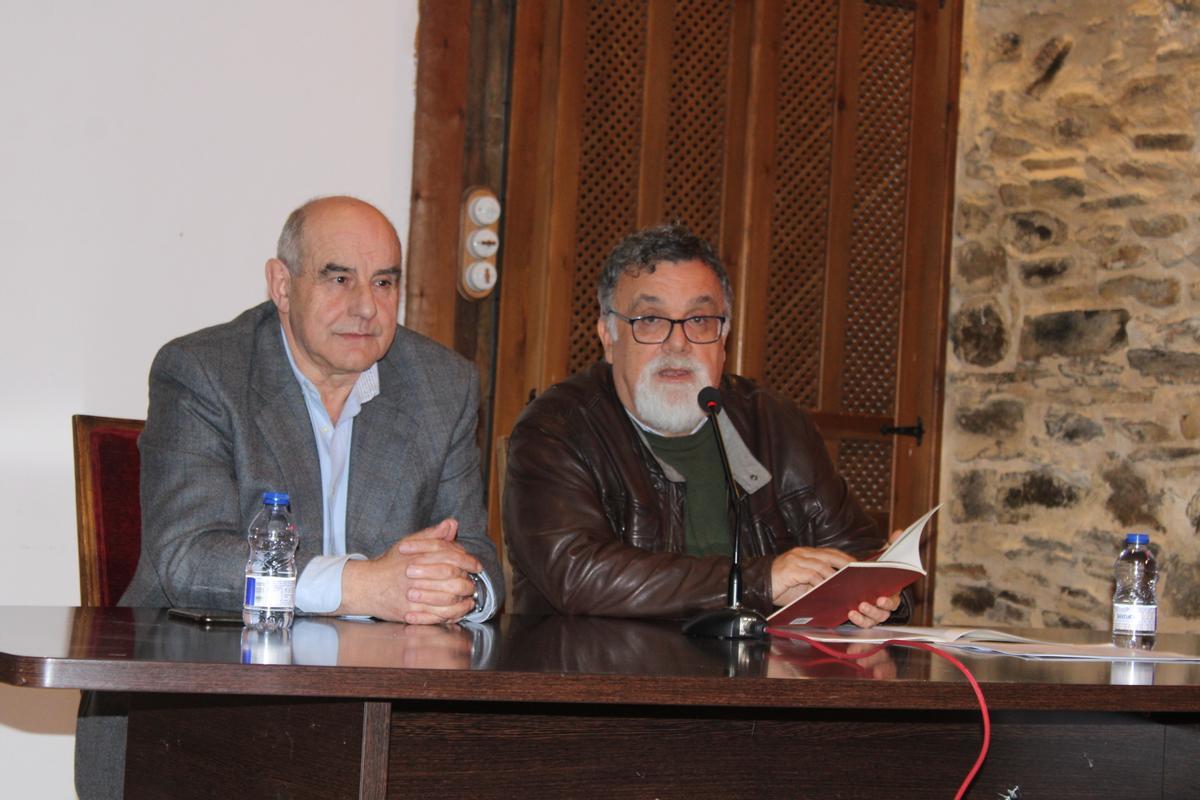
[682,606,768,640]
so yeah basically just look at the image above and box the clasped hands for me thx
[770,530,904,629]
[338,518,481,624]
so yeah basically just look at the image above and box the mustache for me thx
[645,354,704,373]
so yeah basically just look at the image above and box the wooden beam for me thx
[407,0,471,348]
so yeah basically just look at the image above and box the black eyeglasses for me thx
[605,311,727,344]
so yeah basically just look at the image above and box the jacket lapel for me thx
[251,316,324,556]
[345,358,418,550]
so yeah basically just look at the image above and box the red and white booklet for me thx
[767,506,941,628]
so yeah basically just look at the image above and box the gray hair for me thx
[276,203,309,276]
[597,223,733,338]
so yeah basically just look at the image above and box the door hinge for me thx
[881,417,925,446]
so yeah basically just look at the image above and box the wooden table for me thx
[2,607,1198,798]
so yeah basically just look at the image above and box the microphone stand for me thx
[682,391,767,640]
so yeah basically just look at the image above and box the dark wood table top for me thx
[2,607,1198,713]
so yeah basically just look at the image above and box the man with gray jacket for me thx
[122,195,502,622]
[79,196,502,798]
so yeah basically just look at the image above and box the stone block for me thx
[956,198,995,235]
[1039,611,1093,629]
[1001,470,1082,512]
[956,240,1007,284]
[1079,194,1145,211]
[1162,555,1200,620]
[1133,132,1195,151]
[1045,408,1104,443]
[1156,241,1192,269]
[1031,176,1086,201]
[1059,585,1102,608]
[950,585,995,615]
[940,563,989,580]
[1120,75,1175,105]
[1053,116,1090,145]
[1101,460,1161,529]
[1098,275,1180,307]
[1019,257,1071,286]
[1128,348,1200,383]
[1163,317,1200,346]
[1004,210,1068,253]
[1114,420,1171,444]
[991,134,1035,158]
[1079,224,1124,254]
[1099,244,1148,271]
[1132,446,1200,461]
[1026,36,1073,97]
[955,398,1024,437]
[1157,43,1200,63]
[1019,309,1130,359]
[1115,160,1181,181]
[1021,156,1078,171]
[998,184,1030,207]
[1018,535,1077,565]
[1131,213,1188,238]
[952,469,995,523]
[951,304,1007,367]
[1181,406,1200,440]
[1188,486,1200,531]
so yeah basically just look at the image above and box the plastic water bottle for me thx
[1111,533,1157,650]
[243,491,298,630]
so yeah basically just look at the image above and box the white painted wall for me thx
[0,2,420,796]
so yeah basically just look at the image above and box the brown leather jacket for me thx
[503,363,892,619]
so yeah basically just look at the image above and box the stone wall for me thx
[935,0,1200,632]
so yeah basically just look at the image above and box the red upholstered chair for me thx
[72,414,145,607]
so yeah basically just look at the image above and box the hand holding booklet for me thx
[767,505,941,628]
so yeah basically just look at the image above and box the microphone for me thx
[682,387,767,640]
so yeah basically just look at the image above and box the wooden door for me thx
[488,0,962,623]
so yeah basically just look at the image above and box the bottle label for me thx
[1112,602,1156,634]
[244,575,296,609]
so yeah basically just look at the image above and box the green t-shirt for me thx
[642,426,732,557]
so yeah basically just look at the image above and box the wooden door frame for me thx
[892,0,962,622]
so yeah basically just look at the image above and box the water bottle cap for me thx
[262,491,290,506]
[1124,533,1149,545]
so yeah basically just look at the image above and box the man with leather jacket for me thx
[503,224,906,625]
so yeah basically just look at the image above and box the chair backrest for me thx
[72,414,145,607]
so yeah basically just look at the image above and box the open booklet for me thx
[774,625,1200,662]
[766,506,941,628]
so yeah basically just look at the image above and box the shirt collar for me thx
[279,326,380,413]
[625,408,771,493]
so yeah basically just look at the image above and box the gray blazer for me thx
[121,301,502,610]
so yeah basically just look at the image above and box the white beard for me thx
[632,354,712,435]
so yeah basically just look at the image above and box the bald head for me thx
[277,196,401,276]
[265,195,403,395]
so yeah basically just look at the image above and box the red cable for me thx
[766,626,991,800]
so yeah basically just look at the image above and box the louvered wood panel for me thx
[567,0,648,377]
[842,1,914,418]
[818,0,917,519]
[837,438,895,529]
[660,0,734,243]
[762,0,840,409]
